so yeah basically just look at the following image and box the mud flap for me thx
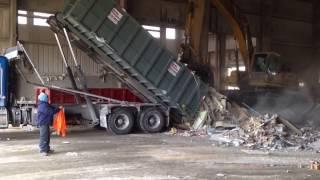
[99,106,109,128]
[0,108,8,129]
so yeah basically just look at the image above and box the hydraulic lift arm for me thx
[17,41,45,85]
[54,33,81,104]
[8,41,100,125]
[62,28,99,125]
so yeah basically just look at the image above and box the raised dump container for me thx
[54,0,208,120]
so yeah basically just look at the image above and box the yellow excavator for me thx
[183,0,311,126]
[183,0,298,90]
[226,52,298,90]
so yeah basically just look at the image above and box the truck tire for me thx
[107,108,134,135]
[139,108,165,133]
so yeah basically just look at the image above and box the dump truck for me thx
[1,0,227,134]
[47,0,212,130]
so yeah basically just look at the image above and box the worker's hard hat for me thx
[38,92,48,102]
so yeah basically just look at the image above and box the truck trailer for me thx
[0,52,170,135]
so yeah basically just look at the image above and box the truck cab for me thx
[0,56,9,128]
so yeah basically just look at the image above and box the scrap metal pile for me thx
[172,88,320,151]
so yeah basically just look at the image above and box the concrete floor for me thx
[0,128,319,180]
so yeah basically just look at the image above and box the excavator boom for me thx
[210,0,251,73]
[185,0,252,72]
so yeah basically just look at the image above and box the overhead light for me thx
[299,82,305,87]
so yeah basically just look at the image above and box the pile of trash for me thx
[209,114,320,151]
[170,91,320,151]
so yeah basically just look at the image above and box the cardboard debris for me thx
[277,116,303,135]
[167,127,207,137]
[192,111,208,130]
[186,98,320,151]
[169,128,177,135]
[169,88,320,152]
[209,114,319,150]
[214,121,236,129]
[196,87,234,129]
[310,160,320,170]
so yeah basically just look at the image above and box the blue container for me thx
[0,56,9,107]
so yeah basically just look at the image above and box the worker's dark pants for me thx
[39,125,50,153]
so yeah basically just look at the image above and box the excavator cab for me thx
[249,52,298,89]
[253,52,281,74]
[226,52,298,90]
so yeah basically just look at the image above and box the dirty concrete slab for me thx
[0,128,319,180]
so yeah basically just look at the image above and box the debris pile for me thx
[210,114,320,151]
[168,87,320,151]
[179,91,320,151]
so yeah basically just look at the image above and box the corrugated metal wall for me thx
[16,42,121,101]
[24,43,102,76]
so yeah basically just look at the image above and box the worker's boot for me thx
[47,149,55,154]
[40,152,48,156]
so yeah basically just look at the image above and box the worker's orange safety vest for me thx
[53,108,67,137]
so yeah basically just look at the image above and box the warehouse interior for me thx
[1,0,320,179]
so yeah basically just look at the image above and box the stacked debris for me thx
[167,87,320,151]
[192,88,236,130]
[212,114,320,151]
[185,92,320,151]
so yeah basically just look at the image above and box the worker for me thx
[37,90,61,156]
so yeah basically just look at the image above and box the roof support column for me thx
[258,0,274,52]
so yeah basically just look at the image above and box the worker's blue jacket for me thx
[37,101,59,126]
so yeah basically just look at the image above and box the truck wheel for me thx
[107,108,134,135]
[139,108,165,133]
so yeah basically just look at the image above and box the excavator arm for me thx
[184,0,253,73]
[184,0,209,64]
[210,0,252,73]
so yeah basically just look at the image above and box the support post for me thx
[215,33,226,90]
[258,0,273,52]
